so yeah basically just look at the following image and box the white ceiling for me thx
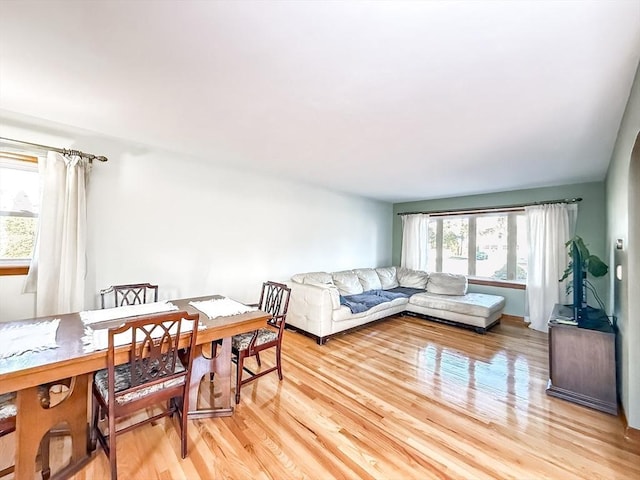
[1,1,639,203]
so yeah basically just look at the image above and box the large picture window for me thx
[0,153,39,269]
[427,211,527,281]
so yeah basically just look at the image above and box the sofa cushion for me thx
[332,270,364,295]
[291,271,334,286]
[354,268,382,291]
[409,292,505,318]
[397,268,429,289]
[426,272,468,295]
[375,267,399,289]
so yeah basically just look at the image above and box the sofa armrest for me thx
[286,282,340,338]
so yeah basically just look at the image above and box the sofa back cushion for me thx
[427,272,468,295]
[375,266,399,290]
[354,268,382,291]
[332,270,364,295]
[397,268,429,289]
[291,271,334,286]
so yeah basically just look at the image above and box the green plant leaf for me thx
[586,255,608,277]
[559,261,572,282]
[560,235,609,282]
[573,236,590,260]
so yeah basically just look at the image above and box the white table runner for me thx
[80,301,178,325]
[189,297,256,319]
[0,319,60,359]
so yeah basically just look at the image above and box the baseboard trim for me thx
[621,406,640,442]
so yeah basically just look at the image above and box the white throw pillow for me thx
[332,270,364,295]
[397,268,429,289]
[354,268,382,291]
[427,272,468,295]
[375,266,399,290]
[291,271,333,285]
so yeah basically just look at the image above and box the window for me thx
[427,211,527,282]
[0,153,39,273]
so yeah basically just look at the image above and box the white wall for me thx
[605,60,640,429]
[0,113,393,320]
[0,275,36,321]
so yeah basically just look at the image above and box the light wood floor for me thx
[2,314,639,479]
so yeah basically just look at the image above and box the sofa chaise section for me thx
[407,292,505,331]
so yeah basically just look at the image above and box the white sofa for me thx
[287,267,505,345]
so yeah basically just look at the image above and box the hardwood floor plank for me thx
[3,314,639,479]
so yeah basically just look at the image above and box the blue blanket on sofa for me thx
[339,288,423,314]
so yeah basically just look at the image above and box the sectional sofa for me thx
[286,266,506,345]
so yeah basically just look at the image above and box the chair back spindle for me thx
[100,283,159,309]
[125,320,182,387]
[260,282,290,338]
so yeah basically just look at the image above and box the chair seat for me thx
[0,392,16,420]
[232,328,278,351]
[94,356,186,406]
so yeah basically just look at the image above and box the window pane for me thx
[442,217,469,275]
[0,158,39,262]
[423,210,527,281]
[0,161,39,214]
[476,215,508,279]
[0,216,37,260]
[516,214,528,280]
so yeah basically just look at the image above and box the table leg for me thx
[15,374,90,480]
[187,337,234,419]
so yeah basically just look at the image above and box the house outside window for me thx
[0,153,39,272]
[426,211,527,281]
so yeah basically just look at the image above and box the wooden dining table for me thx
[0,294,270,479]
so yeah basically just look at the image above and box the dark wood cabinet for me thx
[546,304,617,415]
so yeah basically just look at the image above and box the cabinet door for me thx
[549,326,616,405]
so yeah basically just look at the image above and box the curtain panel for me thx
[525,203,577,332]
[400,214,430,271]
[24,151,91,316]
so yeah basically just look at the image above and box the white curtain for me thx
[525,203,577,332]
[24,151,91,316]
[401,214,429,271]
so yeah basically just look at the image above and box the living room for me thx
[1,1,639,478]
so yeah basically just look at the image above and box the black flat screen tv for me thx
[572,240,585,323]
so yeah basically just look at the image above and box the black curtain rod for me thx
[0,136,108,162]
[397,197,582,216]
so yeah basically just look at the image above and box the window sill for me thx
[468,277,526,290]
[0,265,29,276]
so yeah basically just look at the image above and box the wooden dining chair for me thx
[99,283,159,309]
[90,311,199,480]
[225,281,291,404]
